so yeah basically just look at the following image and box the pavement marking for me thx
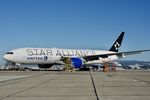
[89,71,99,100]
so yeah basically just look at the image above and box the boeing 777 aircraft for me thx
[3,32,150,69]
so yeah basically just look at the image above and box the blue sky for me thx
[0,0,150,64]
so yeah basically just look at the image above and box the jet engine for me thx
[71,58,84,68]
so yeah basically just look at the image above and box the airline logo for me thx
[26,49,96,57]
[114,42,120,50]
[27,56,48,61]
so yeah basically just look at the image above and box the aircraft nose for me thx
[3,54,13,61]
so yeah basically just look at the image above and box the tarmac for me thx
[0,71,150,100]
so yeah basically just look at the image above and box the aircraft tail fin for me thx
[109,32,125,52]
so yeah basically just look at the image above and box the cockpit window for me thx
[6,52,13,54]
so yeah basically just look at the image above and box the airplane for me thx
[3,32,150,69]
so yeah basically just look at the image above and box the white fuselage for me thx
[3,48,118,64]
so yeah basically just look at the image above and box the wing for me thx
[82,49,150,61]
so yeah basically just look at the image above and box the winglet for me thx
[109,32,125,52]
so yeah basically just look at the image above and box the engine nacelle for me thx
[71,58,83,68]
